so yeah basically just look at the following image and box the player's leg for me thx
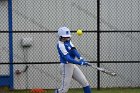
[55,63,74,93]
[72,65,91,93]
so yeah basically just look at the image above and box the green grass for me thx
[1,87,140,93]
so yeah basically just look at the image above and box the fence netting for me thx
[0,0,140,92]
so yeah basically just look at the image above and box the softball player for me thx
[55,27,91,93]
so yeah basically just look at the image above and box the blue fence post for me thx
[8,0,13,89]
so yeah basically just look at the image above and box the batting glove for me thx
[79,57,84,61]
[79,60,90,66]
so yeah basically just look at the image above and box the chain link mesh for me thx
[100,63,140,88]
[0,0,140,92]
[100,0,140,31]
[100,32,140,61]
[0,1,8,31]
[11,0,97,31]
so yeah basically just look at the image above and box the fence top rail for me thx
[0,30,140,33]
[1,61,140,64]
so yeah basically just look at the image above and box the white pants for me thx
[58,63,89,93]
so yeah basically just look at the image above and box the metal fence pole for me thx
[97,0,100,90]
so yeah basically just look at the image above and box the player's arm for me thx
[71,47,83,59]
[69,41,83,60]
[64,54,89,66]
[58,43,85,65]
[64,54,83,65]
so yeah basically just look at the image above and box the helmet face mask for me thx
[59,36,71,42]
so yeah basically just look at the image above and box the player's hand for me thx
[79,57,84,62]
[79,60,91,66]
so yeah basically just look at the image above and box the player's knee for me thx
[81,80,90,87]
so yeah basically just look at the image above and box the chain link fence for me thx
[0,0,140,92]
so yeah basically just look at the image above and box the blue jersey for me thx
[57,40,81,64]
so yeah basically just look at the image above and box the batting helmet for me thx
[58,27,71,37]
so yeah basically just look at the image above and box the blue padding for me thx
[0,75,10,87]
